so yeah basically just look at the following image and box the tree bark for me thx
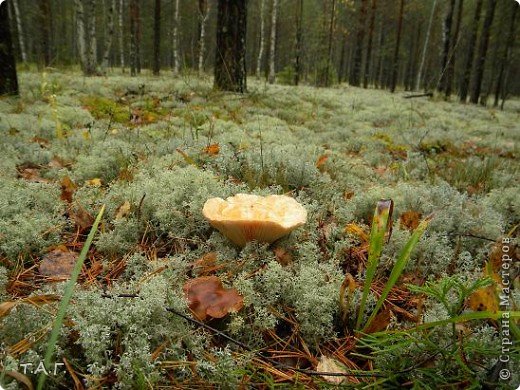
[459,0,482,101]
[470,0,496,104]
[324,0,336,87]
[445,0,464,98]
[415,0,436,91]
[129,0,138,76]
[198,0,210,74]
[256,0,266,77]
[350,0,367,86]
[0,2,19,95]
[86,0,98,74]
[10,0,27,63]
[172,0,180,73]
[494,2,518,108]
[294,0,304,85]
[39,0,52,67]
[153,0,161,75]
[74,0,88,73]
[214,0,247,92]
[363,0,377,88]
[268,0,278,84]
[390,0,404,93]
[438,0,455,93]
[102,0,116,72]
[118,0,125,71]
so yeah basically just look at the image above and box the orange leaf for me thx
[203,143,220,156]
[344,223,369,242]
[183,276,243,321]
[466,286,499,313]
[399,210,422,231]
[60,176,77,203]
[316,154,329,169]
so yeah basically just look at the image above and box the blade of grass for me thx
[362,217,431,333]
[37,205,105,390]
[355,199,393,330]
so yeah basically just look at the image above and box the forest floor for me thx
[0,70,519,389]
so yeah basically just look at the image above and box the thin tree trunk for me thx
[494,2,517,108]
[75,0,88,73]
[470,0,496,104]
[445,0,464,98]
[86,0,97,74]
[10,0,27,63]
[0,2,18,95]
[459,0,482,101]
[415,0,436,91]
[172,0,180,73]
[39,0,52,67]
[256,0,266,77]
[324,0,336,87]
[390,0,404,93]
[214,0,247,92]
[438,0,455,92]
[268,0,278,84]
[294,0,303,85]
[198,0,210,74]
[375,18,384,88]
[102,0,116,72]
[363,0,377,88]
[350,0,367,86]
[118,0,125,71]
[153,0,161,75]
[130,0,138,76]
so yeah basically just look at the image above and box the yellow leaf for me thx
[467,286,499,313]
[115,201,131,220]
[344,223,368,242]
[85,178,102,187]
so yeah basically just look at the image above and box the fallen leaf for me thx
[399,210,422,231]
[183,276,243,321]
[85,178,102,187]
[192,252,221,276]
[16,163,49,183]
[273,247,293,266]
[467,286,498,313]
[316,355,346,385]
[343,191,355,200]
[48,156,68,169]
[115,201,132,220]
[316,154,329,169]
[203,143,220,156]
[70,204,94,231]
[364,308,391,333]
[30,136,50,147]
[60,176,77,203]
[39,249,78,278]
[344,223,368,242]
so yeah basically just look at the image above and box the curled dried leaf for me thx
[183,276,243,321]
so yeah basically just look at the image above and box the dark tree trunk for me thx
[0,3,19,95]
[363,0,377,88]
[470,0,497,104]
[390,0,404,93]
[459,0,483,102]
[214,0,247,93]
[153,0,161,75]
[324,0,336,87]
[445,0,464,98]
[404,22,420,91]
[375,18,384,89]
[129,0,139,76]
[294,0,303,85]
[39,0,52,66]
[438,0,455,93]
[350,0,367,86]
[494,2,517,108]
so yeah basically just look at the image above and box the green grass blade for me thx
[355,199,393,330]
[37,205,105,390]
[362,217,430,333]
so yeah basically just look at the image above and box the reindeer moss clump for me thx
[0,71,518,389]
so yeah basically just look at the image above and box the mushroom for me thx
[202,193,307,247]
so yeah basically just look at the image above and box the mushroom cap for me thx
[202,193,307,247]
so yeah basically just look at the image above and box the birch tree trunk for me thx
[415,0,436,91]
[10,0,27,63]
[74,0,88,73]
[118,0,125,71]
[172,0,180,74]
[256,0,265,77]
[101,0,116,72]
[268,0,278,84]
[198,0,210,74]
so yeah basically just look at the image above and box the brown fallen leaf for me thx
[316,154,329,169]
[70,204,94,231]
[16,163,49,183]
[364,308,392,333]
[115,201,132,220]
[192,252,221,276]
[39,249,78,278]
[203,143,220,156]
[316,355,347,385]
[399,210,422,231]
[60,176,77,203]
[183,276,243,321]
